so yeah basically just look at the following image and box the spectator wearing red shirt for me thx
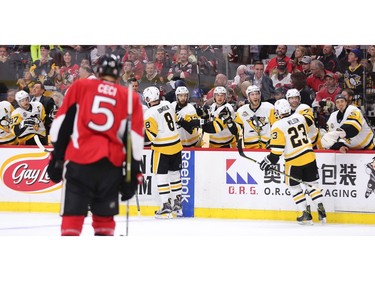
[307,59,333,93]
[122,48,144,80]
[264,45,293,76]
[313,73,341,104]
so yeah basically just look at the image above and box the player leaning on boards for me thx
[321,94,375,152]
[47,54,144,236]
[179,86,238,148]
[0,100,17,145]
[143,86,183,219]
[11,90,48,145]
[259,99,326,225]
[172,86,202,147]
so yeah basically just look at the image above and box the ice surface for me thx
[1,212,374,281]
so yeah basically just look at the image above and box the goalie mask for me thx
[274,98,291,118]
[143,86,160,107]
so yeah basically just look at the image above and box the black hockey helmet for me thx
[97,54,123,78]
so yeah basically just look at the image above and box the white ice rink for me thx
[1,212,375,281]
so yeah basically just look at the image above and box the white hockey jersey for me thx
[269,113,315,166]
[144,100,183,155]
[234,101,276,149]
[206,102,236,148]
[294,103,320,148]
[0,101,17,145]
[171,101,201,147]
[11,101,46,144]
[326,105,374,149]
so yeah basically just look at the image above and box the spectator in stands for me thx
[172,45,196,64]
[267,86,286,105]
[122,48,144,79]
[367,45,375,79]
[154,46,172,83]
[8,45,31,80]
[290,72,315,107]
[30,81,56,136]
[0,46,17,89]
[340,48,365,106]
[29,45,59,87]
[318,45,341,74]
[247,61,275,102]
[205,73,228,103]
[226,87,238,111]
[105,45,126,61]
[291,46,308,73]
[322,94,375,152]
[270,58,292,91]
[337,45,359,78]
[264,45,293,76]
[167,47,196,91]
[78,64,96,80]
[16,69,35,93]
[341,88,355,105]
[139,61,163,92]
[55,50,80,93]
[233,65,250,87]
[123,45,149,64]
[120,60,135,86]
[300,56,312,77]
[196,45,220,91]
[7,88,18,109]
[312,72,342,129]
[236,80,252,109]
[307,59,333,93]
[61,45,94,65]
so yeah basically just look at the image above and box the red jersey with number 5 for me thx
[50,78,144,167]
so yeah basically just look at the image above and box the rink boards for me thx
[1,146,375,224]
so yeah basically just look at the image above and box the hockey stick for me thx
[237,138,320,190]
[125,85,133,236]
[34,135,53,152]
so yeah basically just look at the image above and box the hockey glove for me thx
[47,152,64,183]
[321,128,346,149]
[21,118,37,128]
[189,118,206,129]
[120,159,144,201]
[259,156,272,171]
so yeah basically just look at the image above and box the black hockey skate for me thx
[297,205,313,225]
[155,199,172,219]
[365,188,374,199]
[317,203,327,224]
[172,195,183,218]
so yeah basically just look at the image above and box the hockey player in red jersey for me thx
[47,54,144,236]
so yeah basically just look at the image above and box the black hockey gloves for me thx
[47,152,64,183]
[120,159,144,201]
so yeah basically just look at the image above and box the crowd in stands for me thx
[1,44,375,150]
